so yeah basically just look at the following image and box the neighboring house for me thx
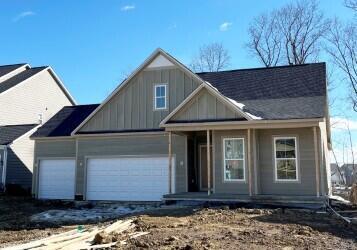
[0,63,75,192]
[330,163,344,186]
[31,48,331,204]
[341,164,356,186]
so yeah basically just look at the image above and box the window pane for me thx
[276,159,297,180]
[275,138,296,158]
[156,97,165,108]
[225,160,244,180]
[224,139,244,159]
[156,86,162,97]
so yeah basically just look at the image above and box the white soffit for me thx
[147,54,175,68]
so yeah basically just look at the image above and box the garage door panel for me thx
[38,159,75,200]
[86,157,174,201]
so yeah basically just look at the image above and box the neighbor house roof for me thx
[0,67,47,94]
[31,104,100,138]
[0,64,26,78]
[0,124,38,145]
[197,63,327,120]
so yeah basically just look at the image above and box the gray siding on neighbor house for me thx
[0,70,73,126]
[0,149,4,186]
[171,88,243,121]
[6,131,36,190]
[79,67,201,132]
[213,130,249,195]
[32,139,76,194]
[257,128,318,196]
[75,134,186,196]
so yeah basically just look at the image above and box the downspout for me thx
[2,146,8,192]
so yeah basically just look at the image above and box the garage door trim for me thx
[36,157,76,199]
[83,154,176,201]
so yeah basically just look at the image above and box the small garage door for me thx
[86,157,174,201]
[38,159,75,199]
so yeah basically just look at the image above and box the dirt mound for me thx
[350,184,357,205]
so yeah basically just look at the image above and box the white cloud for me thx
[331,117,357,131]
[219,22,232,31]
[121,5,135,11]
[13,11,35,22]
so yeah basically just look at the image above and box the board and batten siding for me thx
[213,130,249,195]
[79,67,201,132]
[171,88,243,121]
[32,139,76,195]
[0,70,73,126]
[76,134,186,196]
[257,128,318,196]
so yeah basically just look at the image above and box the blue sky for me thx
[0,0,356,164]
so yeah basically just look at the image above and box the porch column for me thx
[313,127,320,197]
[247,129,253,196]
[207,130,211,195]
[168,132,172,194]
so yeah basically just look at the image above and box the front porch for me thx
[163,192,327,207]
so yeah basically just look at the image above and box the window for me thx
[223,138,245,181]
[154,84,167,110]
[274,137,298,181]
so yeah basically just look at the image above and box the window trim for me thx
[273,136,299,182]
[154,84,168,110]
[222,137,246,182]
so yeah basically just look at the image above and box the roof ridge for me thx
[64,103,100,108]
[196,62,326,74]
[0,63,27,67]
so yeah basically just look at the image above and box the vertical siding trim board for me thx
[1,146,8,190]
[253,129,258,195]
[272,135,301,183]
[248,129,252,196]
[168,132,172,194]
[185,135,188,192]
[313,127,320,197]
[75,139,80,196]
[221,136,247,183]
[212,130,216,193]
[207,130,211,195]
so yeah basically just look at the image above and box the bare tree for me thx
[190,43,231,72]
[246,0,330,66]
[345,0,357,12]
[325,19,357,111]
[246,13,282,67]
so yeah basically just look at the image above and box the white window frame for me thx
[154,84,167,110]
[273,136,299,182]
[223,137,246,182]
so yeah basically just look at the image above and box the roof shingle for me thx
[0,124,38,145]
[0,64,26,78]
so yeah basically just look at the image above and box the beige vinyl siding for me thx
[0,70,73,126]
[6,129,37,189]
[171,88,243,121]
[76,134,186,196]
[32,139,76,195]
[213,130,249,195]
[79,67,201,132]
[257,128,318,195]
[0,66,27,83]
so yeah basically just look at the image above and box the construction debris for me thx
[350,184,357,205]
[3,219,148,250]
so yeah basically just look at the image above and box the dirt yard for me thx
[0,196,356,249]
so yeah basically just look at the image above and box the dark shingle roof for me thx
[0,124,38,145]
[196,63,326,119]
[0,67,47,94]
[31,104,100,138]
[0,64,26,78]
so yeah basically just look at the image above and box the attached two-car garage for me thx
[86,157,174,201]
[37,156,174,201]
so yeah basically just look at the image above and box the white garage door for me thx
[38,159,75,199]
[86,157,174,201]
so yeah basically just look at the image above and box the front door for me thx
[199,145,213,191]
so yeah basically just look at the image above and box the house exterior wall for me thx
[6,128,37,190]
[75,134,186,196]
[171,88,243,121]
[0,69,73,126]
[257,127,319,196]
[79,67,201,132]
[213,130,249,195]
[32,139,76,195]
[0,148,4,188]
